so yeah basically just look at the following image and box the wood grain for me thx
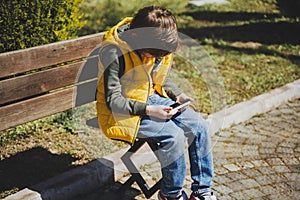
[0,61,85,105]
[0,88,75,131]
[0,33,104,78]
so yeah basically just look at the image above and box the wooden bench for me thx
[0,32,161,199]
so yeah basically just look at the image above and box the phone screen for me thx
[170,102,181,109]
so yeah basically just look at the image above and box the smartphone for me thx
[170,102,181,109]
[169,101,191,114]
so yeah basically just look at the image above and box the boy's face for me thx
[141,51,156,58]
[140,48,170,59]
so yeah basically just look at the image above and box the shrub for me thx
[0,0,85,53]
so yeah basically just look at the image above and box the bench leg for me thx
[120,139,162,199]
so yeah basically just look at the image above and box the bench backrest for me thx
[0,32,105,131]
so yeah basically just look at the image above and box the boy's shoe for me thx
[158,190,189,200]
[189,192,217,200]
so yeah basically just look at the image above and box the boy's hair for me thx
[129,6,178,57]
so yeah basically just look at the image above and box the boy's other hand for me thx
[146,105,173,119]
[176,93,194,104]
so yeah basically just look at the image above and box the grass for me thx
[1,0,299,197]
[175,0,299,112]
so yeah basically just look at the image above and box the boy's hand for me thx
[174,93,194,112]
[176,93,194,104]
[146,105,173,119]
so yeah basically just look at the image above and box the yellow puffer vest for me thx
[96,17,173,145]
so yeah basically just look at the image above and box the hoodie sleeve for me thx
[163,76,183,100]
[153,59,183,100]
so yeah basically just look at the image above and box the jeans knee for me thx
[162,128,185,150]
[197,114,209,133]
[158,128,185,168]
[201,119,209,135]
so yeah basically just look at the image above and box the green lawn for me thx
[175,0,299,113]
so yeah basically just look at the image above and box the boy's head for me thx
[129,6,179,57]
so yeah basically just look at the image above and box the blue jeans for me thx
[137,94,214,198]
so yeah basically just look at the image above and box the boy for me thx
[96,5,216,200]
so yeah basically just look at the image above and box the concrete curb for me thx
[208,79,300,134]
[4,79,300,200]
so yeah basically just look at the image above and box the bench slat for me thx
[0,61,85,106]
[0,33,104,78]
[0,87,74,131]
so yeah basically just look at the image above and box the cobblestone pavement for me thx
[85,98,300,200]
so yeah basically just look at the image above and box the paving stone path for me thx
[80,98,299,200]
[208,98,300,199]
